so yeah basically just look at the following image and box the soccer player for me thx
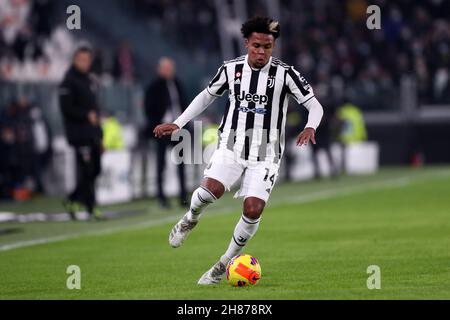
[153,16,324,285]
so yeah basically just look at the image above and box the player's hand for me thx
[153,123,180,138]
[296,127,316,146]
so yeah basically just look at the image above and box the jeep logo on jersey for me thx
[236,91,269,104]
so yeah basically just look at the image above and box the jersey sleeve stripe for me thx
[206,86,221,97]
[209,65,225,89]
[300,95,316,106]
[215,66,229,96]
[287,68,311,97]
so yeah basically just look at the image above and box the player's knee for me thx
[243,197,265,220]
[201,178,225,199]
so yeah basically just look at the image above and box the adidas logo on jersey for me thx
[236,91,268,104]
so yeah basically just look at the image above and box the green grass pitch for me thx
[0,166,449,299]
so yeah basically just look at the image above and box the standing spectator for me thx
[283,107,302,182]
[59,47,103,220]
[310,103,339,179]
[336,98,368,174]
[112,41,136,84]
[145,57,188,208]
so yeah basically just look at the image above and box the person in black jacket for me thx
[59,47,103,220]
[145,57,188,208]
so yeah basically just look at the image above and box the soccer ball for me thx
[226,254,261,287]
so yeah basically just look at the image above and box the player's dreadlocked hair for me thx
[241,16,281,39]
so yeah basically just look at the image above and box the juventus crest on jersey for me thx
[206,55,315,163]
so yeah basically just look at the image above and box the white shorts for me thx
[204,148,280,203]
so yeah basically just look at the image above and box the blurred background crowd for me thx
[1,0,449,102]
[0,0,449,202]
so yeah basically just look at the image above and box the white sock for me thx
[186,186,217,222]
[220,214,261,265]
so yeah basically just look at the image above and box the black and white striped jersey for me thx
[207,54,315,163]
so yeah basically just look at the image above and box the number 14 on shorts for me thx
[263,168,276,186]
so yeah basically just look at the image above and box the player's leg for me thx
[197,197,265,285]
[220,197,265,262]
[184,177,224,221]
[222,161,278,263]
[67,146,99,220]
[168,177,224,248]
[169,148,244,248]
[64,147,84,220]
[88,144,104,220]
[198,161,279,285]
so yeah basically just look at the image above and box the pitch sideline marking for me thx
[0,170,449,252]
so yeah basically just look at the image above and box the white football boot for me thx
[169,214,198,248]
[197,261,227,285]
